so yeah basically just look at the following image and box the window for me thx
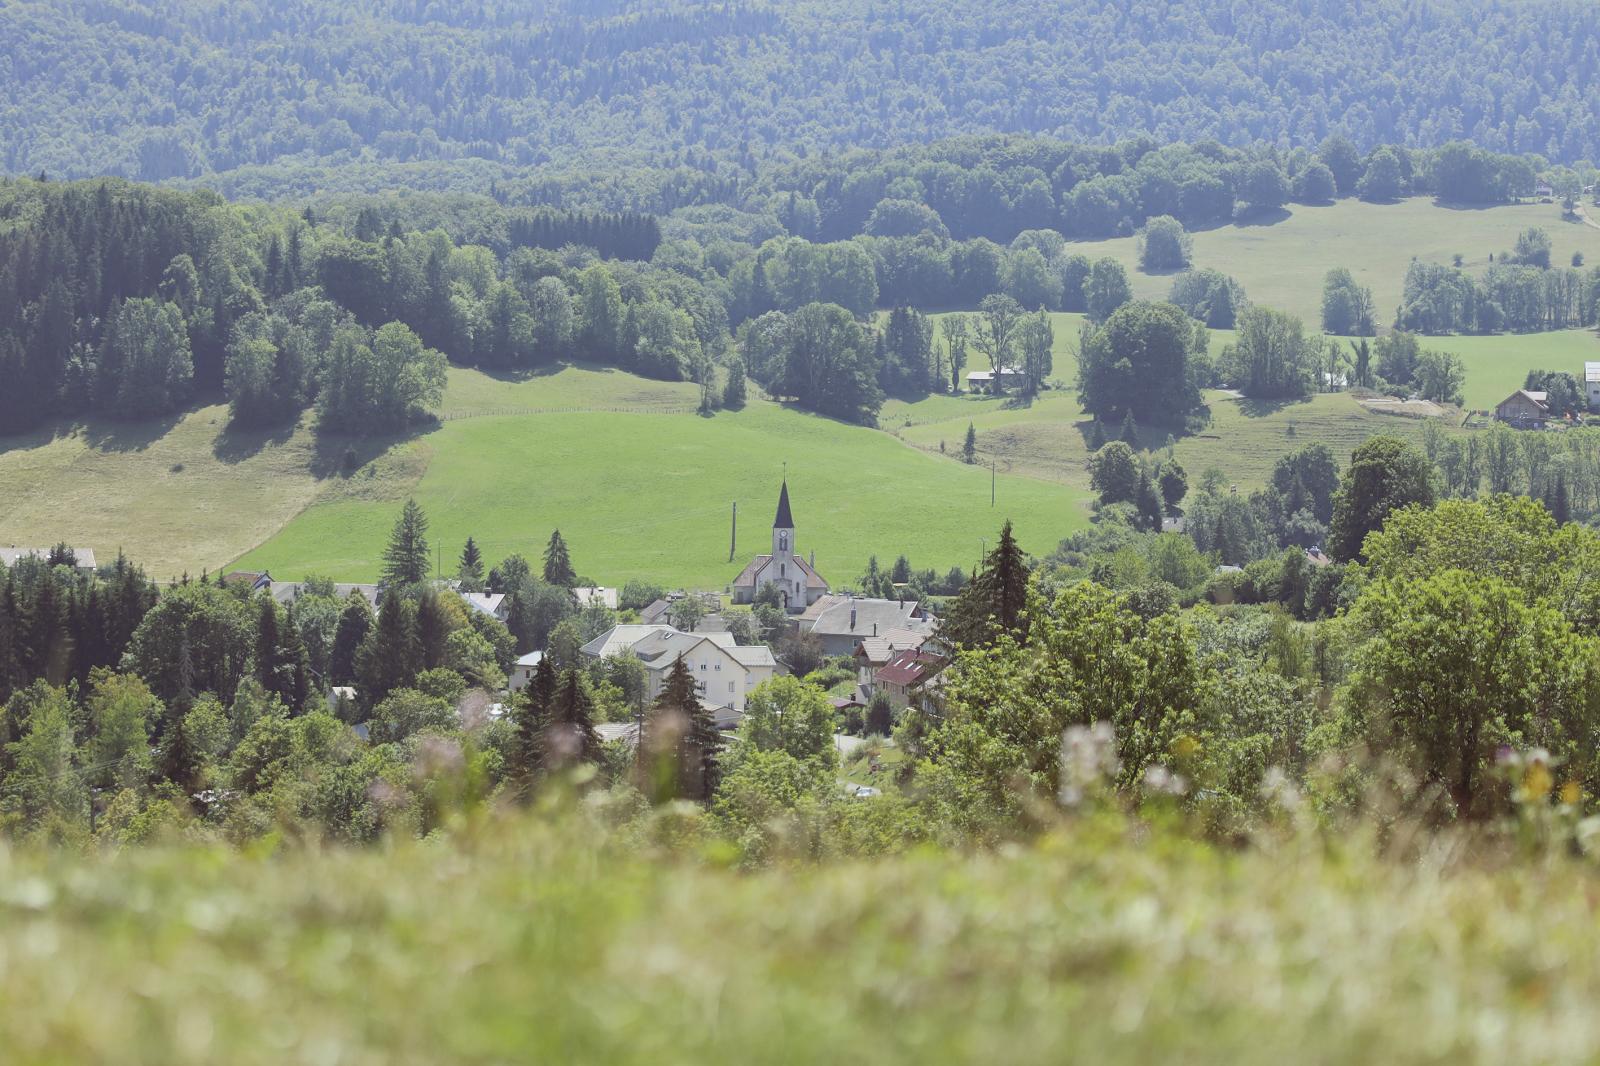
[699,663,706,671]
[781,564,786,577]
[715,663,721,671]
[728,682,736,693]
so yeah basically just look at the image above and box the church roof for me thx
[773,481,794,528]
[732,553,829,590]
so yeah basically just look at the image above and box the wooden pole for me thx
[730,501,737,563]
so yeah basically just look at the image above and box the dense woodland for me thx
[9,0,1600,190]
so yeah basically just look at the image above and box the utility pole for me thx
[991,460,996,506]
[730,501,737,563]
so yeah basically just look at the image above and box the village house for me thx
[852,628,934,694]
[221,570,273,592]
[793,594,935,657]
[461,591,509,622]
[271,581,382,608]
[1586,362,1600,411]
[579,623,778,719]
[873,648,946,711]
[730,481,830,613]
[508,651,544,692]
[0,547,98,574]
[1494,388,1550,429]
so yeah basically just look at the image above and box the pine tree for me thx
[329,595,372,686]
[939,521,1031,649]
[1120,410,1140,448]
[159,711,203,796]
[458,537,485,592]
[723,358,747,409]
[414,585,451,670]
[1087,419,1107,450]
[382,498,431,586]
[963,422,977,464]
[543,530,577,587]
[642,655,721,802]
[357,592,419,705]
[512,656,557,792]
[547,668,602,769]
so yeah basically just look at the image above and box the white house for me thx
[508,651,544,691]
[730,481,830,613]
[1585,362,1600,411]
[580,624,778,714]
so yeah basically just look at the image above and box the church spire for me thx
[773,480,794,529]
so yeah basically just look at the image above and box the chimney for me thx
[873,622,878,637]
[850,604,857,630]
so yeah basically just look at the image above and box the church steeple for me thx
[773,480,794,529]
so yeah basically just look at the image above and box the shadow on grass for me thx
[211,419,299,464]
[308,419,436,480]
[1236,395,1312,418]
[79,413,185,453]
[1230,206,1293,228]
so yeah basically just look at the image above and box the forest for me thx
[8,0,1600,191]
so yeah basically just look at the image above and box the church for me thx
[730,481,830,613]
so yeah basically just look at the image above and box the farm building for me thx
[1585,363,1600,410]
[0,547,97,573]
[966,368,1025,392]
[1494,389,1550,429]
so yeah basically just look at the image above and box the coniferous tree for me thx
[963,422,977,464]
[458,538,485,592]
[641,655,721,802]
[512,655,557,793]
[382,498,431,586]
[939,521,1030,648]
[1120,410,1140,448]
[414,586,452,671]
[547,668,602,769]
[543,530,577,587]
[329,595,373,686]
[356,592,419,705]
[723,358,748,409]
[1136,468,1165,531]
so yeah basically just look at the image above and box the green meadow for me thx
[233,367,1088,587]
[1067,196,1600,325]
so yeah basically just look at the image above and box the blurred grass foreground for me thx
[3,794,1600,1066]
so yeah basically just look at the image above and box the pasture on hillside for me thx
[233,367,1088,588]
[1066,196,1600,325]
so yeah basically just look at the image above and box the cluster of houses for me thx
[1492,362,1600,429]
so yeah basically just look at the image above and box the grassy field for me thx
[0,408,334,582]
[1416,330,1600,409]
[1068,196,1600,325]
[232,366,1088,587]
[6,810,1600,1064]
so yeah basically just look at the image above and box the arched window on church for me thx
[779,532,789,552]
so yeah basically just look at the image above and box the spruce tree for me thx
[543,530,577,587]
[382,498,431,586]
[1136,468,1165,531]
[458,537,485,592]
[940,520,1031,648]
[329,595,373,686]
[512,656,557,791]
[548,668,602,768]
[1086,419,1107,450]
[1120,410,1140,448]
[356,592,419,705]
[643,655,721,802]
[963,422,977,464]
[723,358,747,409]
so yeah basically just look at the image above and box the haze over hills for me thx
[7,0,1600,187]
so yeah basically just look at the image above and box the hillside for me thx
[0,366,1089,585]
[233,368,1087,587]
[1061,197,1600,328]
[8,0,1600,185]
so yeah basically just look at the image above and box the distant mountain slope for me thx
[5,0,1600,184]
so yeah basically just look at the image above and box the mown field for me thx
[4,810,1600,1065]
[1067,196,1600,325]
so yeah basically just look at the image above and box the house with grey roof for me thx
[0,546,98,574]
[794,595,935,657]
